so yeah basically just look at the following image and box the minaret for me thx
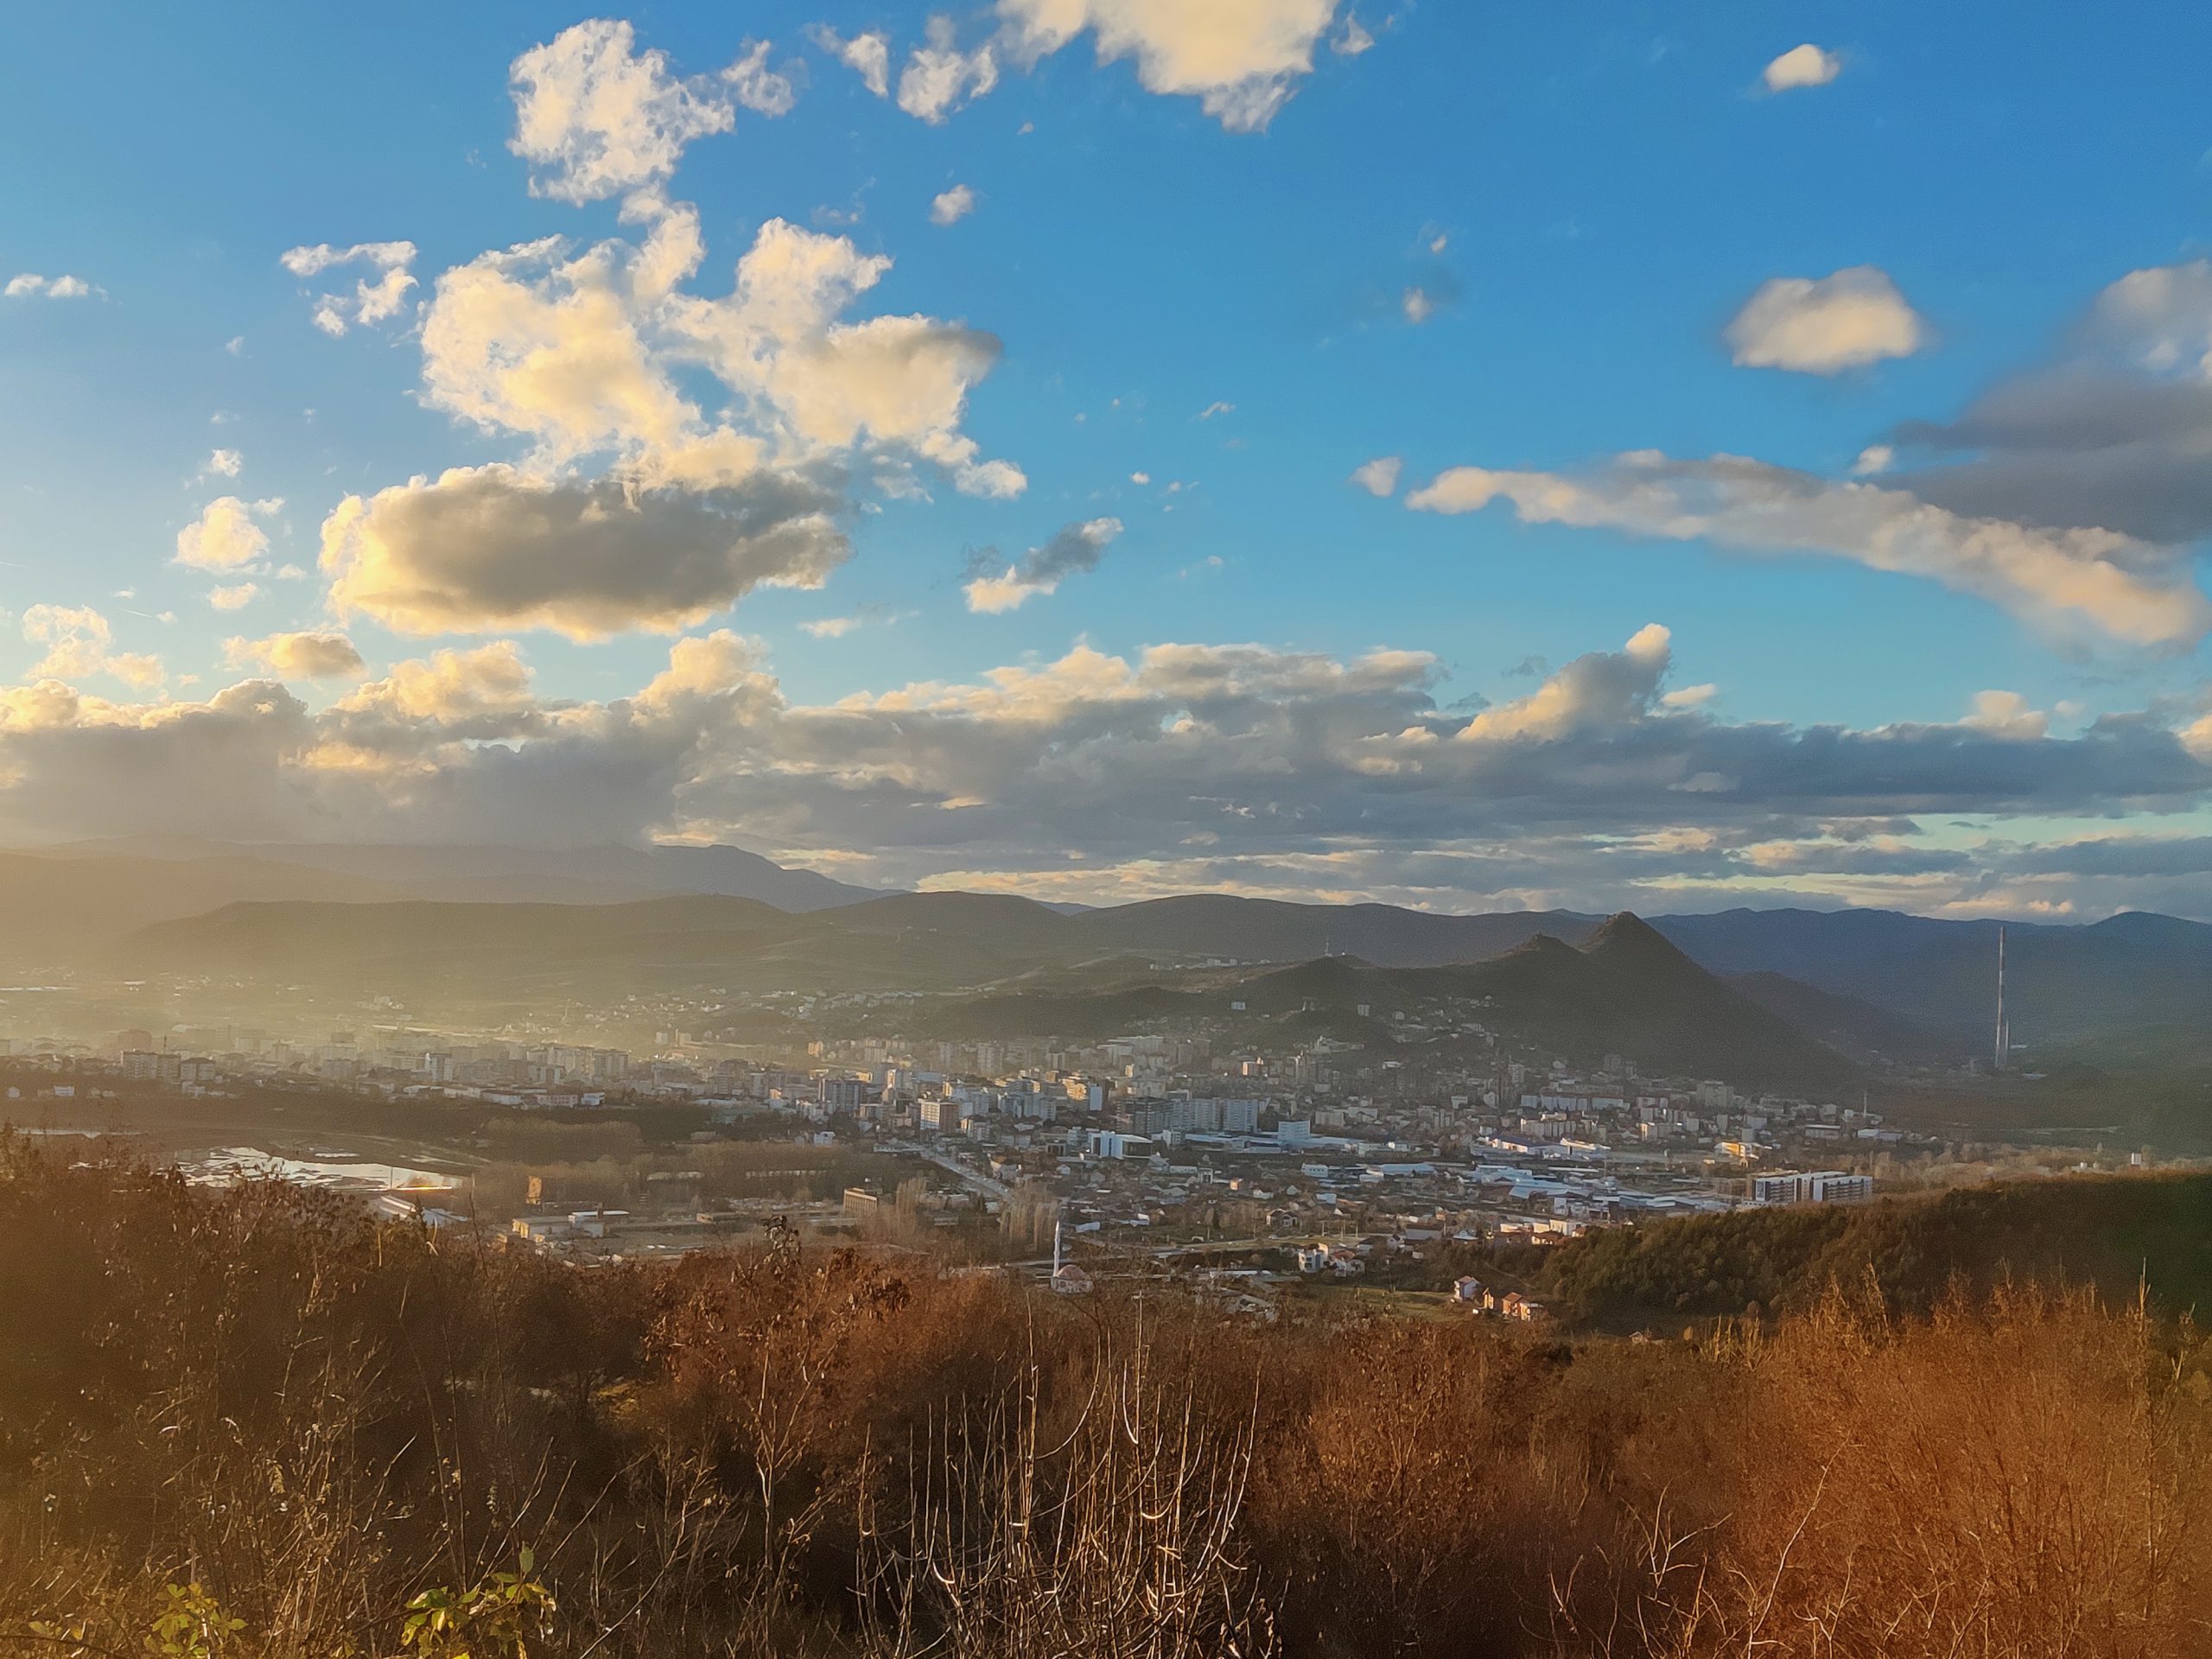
[1052,1216,1063,1279]
[1993,925,2009,1071]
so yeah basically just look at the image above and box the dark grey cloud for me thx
[323,462,849,640]
[1897,368,2212,543]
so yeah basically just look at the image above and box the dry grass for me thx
[1,1137,2209,1659]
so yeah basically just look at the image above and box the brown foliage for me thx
[1,1137,2209,1659]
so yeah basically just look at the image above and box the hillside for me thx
[938,916,1859,1090]
[1650,906,2212,1049]
[117,892,1074,999]
[1064,894,1599,967]
[1444,914,1858,1088]
[36,836,888,911]
[1539,1169,2212,1330]
[1722,970,1965,1067]
[0,849,408,964]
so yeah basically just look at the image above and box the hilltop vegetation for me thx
[3,1138,2209,1658]
[1538,1168,2212,1330]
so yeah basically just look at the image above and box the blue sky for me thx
[5,1,2212,918]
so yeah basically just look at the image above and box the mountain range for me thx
[4,839,2209,1064]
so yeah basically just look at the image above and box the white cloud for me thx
[1402,285,1437,324]
[334,642,540,727]
[1852,444,1894,476]
[508,19,778,205]
[1350,455,1402,497]
[203,448,243,478]
[207,582,259,611]
[20,605,162,687]
[723,40,798,117]
[2089,257,2212,377]
[223,631,367,681]
[175,495,282,572]
[996,0,1342,131]
[1406,450,2212,650]
[417,208,1021,497]
[1333,11,1374,55]
[280,241,418,335]
[1960,690,2050,741]
[931,183,979,226]
[4,274,99,300]
[809,25,893,98]
[802,615,861,639]
[898,16,1000,123]
[1130,470,1152,485]
[963,516,1123,612]
[1762,43,1842,92]
[1198,399,1236,419]
[1726,266,1928,373]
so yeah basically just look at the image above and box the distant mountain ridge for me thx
[18,836,889,914]
[10,838,2212,1057]
[1225,913,1855,1089]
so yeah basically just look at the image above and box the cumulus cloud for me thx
[325,58,1023,650]
[1726,266,1928,373]
[4,274,99,300]
[321,463,847,640]
[416,208,1020,498]
[333,642,538,727]
[5,625,2209,914]
[1405,451,2211,650]
[20,605,162,687]
[810,25,893,98]
[930,183,978,226]
[1960,690,2050,741]
[1402,286,1439,324]
[1350,455,1402,497]
[508,20,791,205]
[996,0,1342,131]
[175,496,282,572]
[280,241,417,335]
[1333,11,1374,55]
[898,16,1000,123]
[1460,624,1673,741]
[223,631,368,682]
[203,448,243,478]
[207,582,260,611]
[1762,43,1841,92]
[963,517,1123,612]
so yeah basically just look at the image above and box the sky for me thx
[5,1,2212,920]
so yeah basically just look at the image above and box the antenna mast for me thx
[1994,925,2009,1071]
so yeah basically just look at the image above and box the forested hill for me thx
[1536,1170,2212,1331]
